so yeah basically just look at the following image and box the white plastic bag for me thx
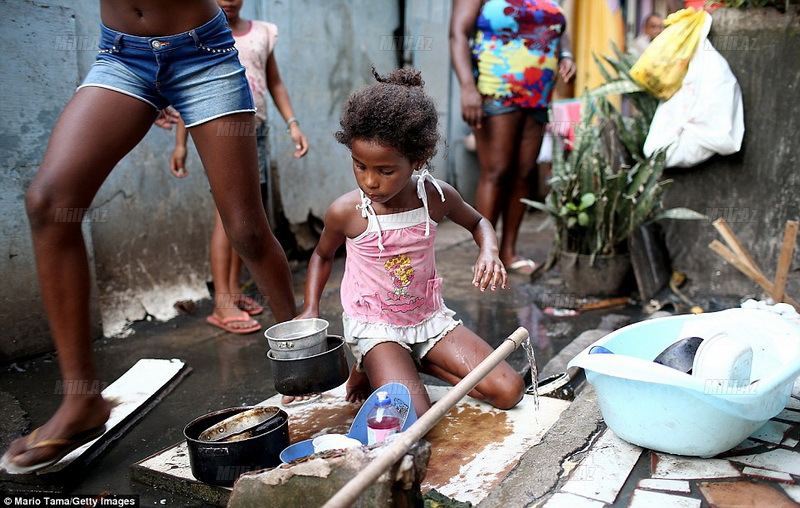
[643,14,744,168]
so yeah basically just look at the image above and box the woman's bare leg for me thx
[189,113,296,323]
[498,115,544,264]
[472,112,523,227]
[421,325,525,410]
[4,88,158,468]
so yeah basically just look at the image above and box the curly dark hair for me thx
[335,67,440,165]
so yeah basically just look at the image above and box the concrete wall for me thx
[405,0,482,203]
[661,7,800,302]
[1,1,86,360]
[0,0,401,361]
[252,0,401,233]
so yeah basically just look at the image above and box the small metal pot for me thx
[268,335,349,395]
[184,406,289,487]
[265,318,329,359]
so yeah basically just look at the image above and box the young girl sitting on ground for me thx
[295,67,525,416]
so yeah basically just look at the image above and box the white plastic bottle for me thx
[366,391,402,445]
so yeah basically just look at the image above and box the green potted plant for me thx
[523,46,705,295]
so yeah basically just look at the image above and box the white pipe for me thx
[322,327,530,508]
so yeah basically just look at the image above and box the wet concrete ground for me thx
[0,211,650,505]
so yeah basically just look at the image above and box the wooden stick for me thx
[709,240,800,309]
[773,220,798,303]
[712,218,768,280]
[578,297,629,311]
[321,327,530,508]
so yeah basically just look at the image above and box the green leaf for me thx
[592,53,615,84]
[649,207,708,222]
[588,79,644,98]
[520,198,560,217]
[580,193,596,209]
[578,211,590,226]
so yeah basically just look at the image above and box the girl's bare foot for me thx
[280,394,319,406]
[345,367,371,405]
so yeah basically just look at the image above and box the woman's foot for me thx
[1,395,112,474]
[206,308,261,334]
[234,296,263,316]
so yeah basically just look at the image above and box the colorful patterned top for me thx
[472,0,566,108]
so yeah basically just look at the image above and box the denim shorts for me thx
[79,9,254,127]
[482,99,549,125]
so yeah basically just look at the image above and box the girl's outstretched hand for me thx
[472,253,508,292]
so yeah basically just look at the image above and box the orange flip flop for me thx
[206,312,261,334]
[234,296,264,316]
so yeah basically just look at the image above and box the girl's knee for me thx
[487,371,525,410]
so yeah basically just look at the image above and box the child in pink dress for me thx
[297,67,525,416]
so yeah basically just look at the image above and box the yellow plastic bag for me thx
[630,8,708,101]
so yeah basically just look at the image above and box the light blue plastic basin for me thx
[568,308,800,457]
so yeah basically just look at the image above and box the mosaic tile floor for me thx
[542,396,800,507]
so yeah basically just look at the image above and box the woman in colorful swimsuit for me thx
[450,0,576,274]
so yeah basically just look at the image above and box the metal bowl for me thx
[265,318,329,359]
[267,335,349,395]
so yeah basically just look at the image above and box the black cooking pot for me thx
[268,335,349,395]
[184,406,289,487]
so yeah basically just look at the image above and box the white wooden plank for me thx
[43,358,186,473]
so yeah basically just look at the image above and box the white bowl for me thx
[312,434,362,453]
